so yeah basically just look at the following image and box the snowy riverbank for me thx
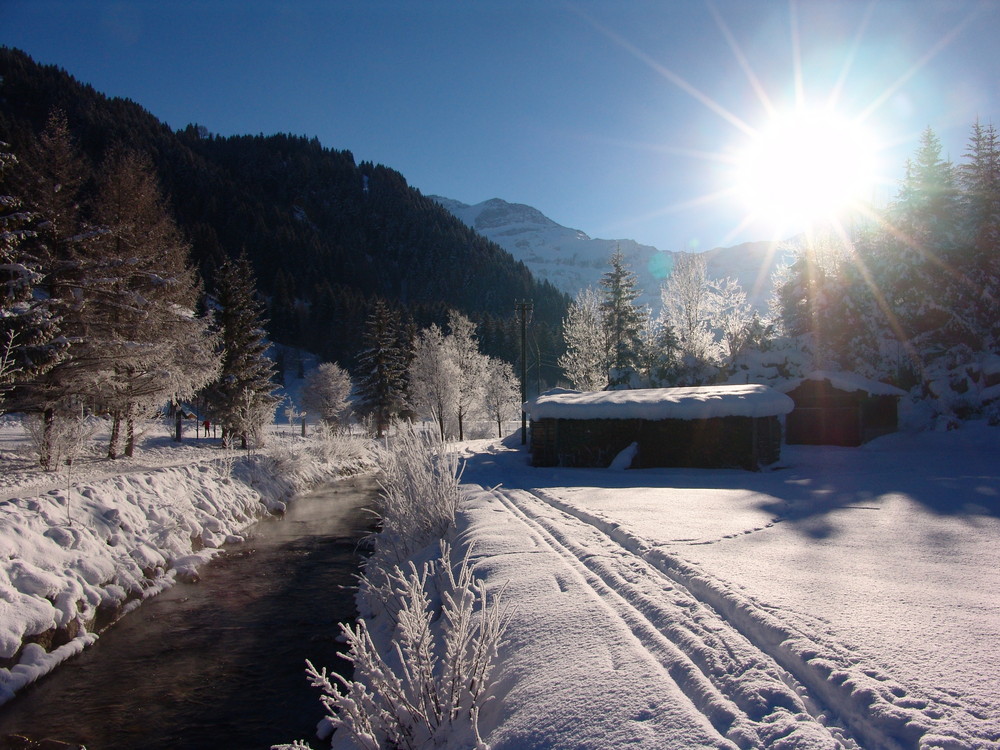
[0,425,374,706]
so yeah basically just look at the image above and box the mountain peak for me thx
[433,195,795,311]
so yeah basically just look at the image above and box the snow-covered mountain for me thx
[432,196,797,312]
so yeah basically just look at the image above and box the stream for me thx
[0,474,379,750]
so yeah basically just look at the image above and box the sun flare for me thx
[734,109,880,231]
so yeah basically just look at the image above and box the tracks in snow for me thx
[481,485,982,750]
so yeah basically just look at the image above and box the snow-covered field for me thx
[455,422,1000,749]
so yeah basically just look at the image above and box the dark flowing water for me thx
[0,474,378,750]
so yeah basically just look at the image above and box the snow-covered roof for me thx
[524,384,794,422]
[777,370,907,397]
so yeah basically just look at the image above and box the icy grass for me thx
[278,430,508,750]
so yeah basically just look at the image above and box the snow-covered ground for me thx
[455,422,1000,749]
[4,410,998,749]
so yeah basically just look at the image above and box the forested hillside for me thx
[0,47,567,373]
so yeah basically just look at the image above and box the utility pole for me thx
[515,300,533,445]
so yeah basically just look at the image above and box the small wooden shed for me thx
[779,371,907,446]
[524,384,793,471]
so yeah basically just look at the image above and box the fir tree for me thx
[204,254,279,448]
[7,112,102,468]
[357,300,407,437]
[599,246,646,387]
[91,147,219,456]
[958,120,1000,345]
[0,143,65,390]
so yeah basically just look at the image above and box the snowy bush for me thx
[364,429,462,583]
[275,542,508,750]
[21,412,100,471]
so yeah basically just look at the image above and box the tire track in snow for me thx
[525,487,994,750]
[485,486,850,749]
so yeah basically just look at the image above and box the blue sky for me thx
[3,1,998,252]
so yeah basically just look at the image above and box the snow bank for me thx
[0,436,374,706]
[524,384,794,422]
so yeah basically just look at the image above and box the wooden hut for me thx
[779,371,907,446]
[524,384,793,470]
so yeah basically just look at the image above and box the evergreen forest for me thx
[0,48,568,378]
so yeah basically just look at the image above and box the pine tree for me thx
[882,128,962,349]
[7,111,102,468]
[0,143,65,390]
[599,246,646,387]
[958,120,1000,345]
[91,147,219,456]
[204,254,279,448]
[357,300,407,437]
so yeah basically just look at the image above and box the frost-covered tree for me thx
[407,324,458,440]
[712,276,757,368]
[482,356,520,438]
[0,144,65,390]
[204,254,279,448]
[91,147,219,457]
[635,314,678,387]
[558,287,608,391]
[301,362,352,429]
[447,310,484,441]
[660,253,720,384]
[600,246,647,387]
[957,120,1000,346]
[357,300,407,437]
[7,112,104,468]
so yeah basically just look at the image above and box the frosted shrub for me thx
[313,421,370,466]
[274,542,508,750]
[366,429,462,578]
[22,412,100,471]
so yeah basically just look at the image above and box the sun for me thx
[734,108,880,231]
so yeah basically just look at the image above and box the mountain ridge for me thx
[432,195,797,311]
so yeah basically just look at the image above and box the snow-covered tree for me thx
[957,120,1000,346]
[0,143,65,390]
[91,147,219,457]
[204,254,279,448]
[6,112,104,468]
[357,300,408,437]
[447,310,485,441]
[712,276,757,368]
[301,362,352,429]
[558,287,609,391]
[635,314,678,387]
[660,253,720,384]
[482,356,520,438]
[600,246,647,387]
[407,324,458,440]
